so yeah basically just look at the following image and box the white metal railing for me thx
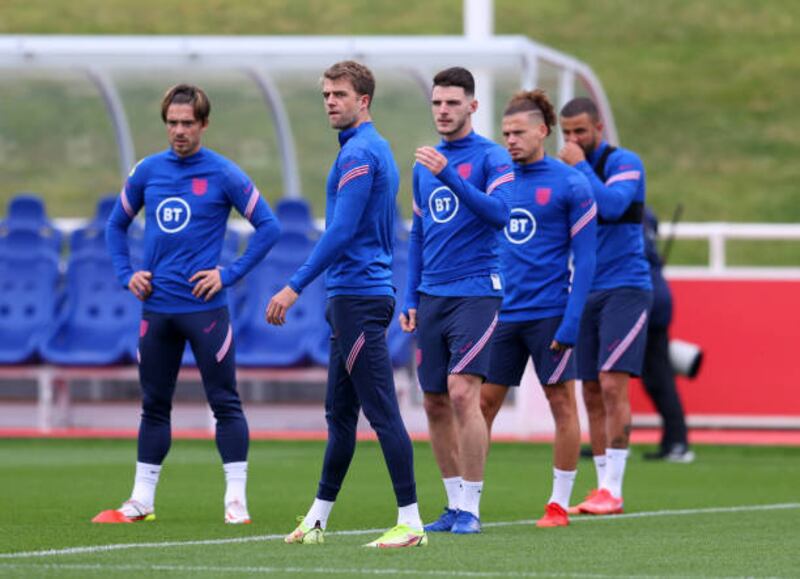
[659,222,800,278]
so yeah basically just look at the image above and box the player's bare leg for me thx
[583,379,607,455]
[446,373,487,533]
[449,373,488,484]
[546,381,580,472]
[569,379,607,514]
[422,392,463,531]
[579,372,629,515]
[535,380,580,527]
[423,392,461,478]
[600,371,632,449]
[480,382,509,440]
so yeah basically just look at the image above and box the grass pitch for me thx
[1,438,798,577]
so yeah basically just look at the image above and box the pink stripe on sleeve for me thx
[487,172,514,194]
[570,203,597,237]
[244,187,260,221]
[120,188,135,218]
[605,170,641,186]
[338,165,370,190]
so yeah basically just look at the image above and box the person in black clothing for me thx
[641,207,694,463]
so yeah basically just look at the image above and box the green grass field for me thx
[1,438,798,577]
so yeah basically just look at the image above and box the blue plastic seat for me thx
[6,194,48,226]
[0,194,63,256]
[40,251,140,365]
[275,198,319,237]
[69,225,106,254]
[0,228,58,259]
[94,195,117,223]
[234,231,319,367]
[304,277,331,366]
[0,251,60,364]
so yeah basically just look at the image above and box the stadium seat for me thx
[93,195,117,223]
[274,198,318,236]
[6,194,48,226]
[234,231,317,367]
[40,251,140,365]
[0,193,63,255]
[71,195,120,253]
[0,251,61,364]
[69,226,106,254]
[0,228,59,258]
[304,277,331,366]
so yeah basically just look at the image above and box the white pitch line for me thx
[483,501,800,528]
[0,502,797,561]
[0,562,783,579]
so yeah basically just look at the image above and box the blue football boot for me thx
[450,510,481,534]
[423,507,458,532]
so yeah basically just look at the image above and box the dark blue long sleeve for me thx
[288,167,373,293]
[404,209,424,312]
[574,156,643,222]
[287,122,397,298]
[555,185,597,345]
[578,142,651,292]
[106,164,146,289]
[436,163,509,229]
[106,203,137,288]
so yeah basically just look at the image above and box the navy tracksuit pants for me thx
[137,306,248,465]
[316,296,417,507]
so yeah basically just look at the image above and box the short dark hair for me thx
[323,60,376,107]
[161,84,211,124]
[559,97,600,122]
[504,90,556,136]
[433,67,475,97]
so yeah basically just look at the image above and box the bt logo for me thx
[156,197,191,233]
[429,186,459,223]
[504,207,536,244]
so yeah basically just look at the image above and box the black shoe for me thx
[644,444,695,463]
[580,446,594,459]
[643,448,669,460]
[665,443,695,464]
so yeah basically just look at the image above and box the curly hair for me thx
[503,89,556,135]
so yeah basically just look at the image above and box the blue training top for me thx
[404,131,513,311]
[288,121,398,298]
[106,147,280,314]
[572,141,651,291]
[499,155,597,346]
